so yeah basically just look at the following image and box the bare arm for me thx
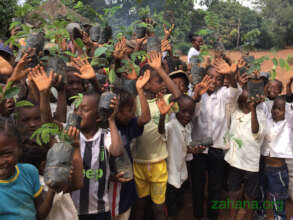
[136,70,151,127]
[148,51,181,99]
[34,189,55,220]
[158,114,165,134]
[249,101,259,134]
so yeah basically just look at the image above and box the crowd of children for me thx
[0,13,293,220]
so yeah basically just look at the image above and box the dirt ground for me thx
[178,48,293,220]
[180,48,293,91]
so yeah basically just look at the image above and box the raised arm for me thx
[136,70,151,127]
[30,65,53,123]
[148,51,181,99]
[156,94,174,134]
[108,96,123,157]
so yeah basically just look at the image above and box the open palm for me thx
[71,57,96,80]
[30,66,53,92]
[136,70,150,89]
[156,95,174,115]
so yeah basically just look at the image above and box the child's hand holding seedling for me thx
[238,73,249,87]
[108,96,120,121]
[163,24,175,40]
[188,145,206,154]
[161,39,172,54]
[71,57,96,80]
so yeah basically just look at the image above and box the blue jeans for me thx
[257,160,288,220]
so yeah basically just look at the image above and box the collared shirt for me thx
[258,100,293,119]
[192,86,242,151]
[72,129,111,215]
[262,118,293,158]
[165,118,192,188]
[224,107,266,172]
[187,47,200,64]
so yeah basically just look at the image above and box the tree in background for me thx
[0,0,18,39]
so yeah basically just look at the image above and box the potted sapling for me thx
[46,56,68,83]
[89,24,101,42]
[30,123,76,190]
[147,36,161,53]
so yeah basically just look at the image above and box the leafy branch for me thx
[223,131,243,149]
[30,123,71,146]
[69,93,83,109]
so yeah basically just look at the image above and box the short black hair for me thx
[177,94,195,108]
[112,87,135,110]
[166,56,183,73]
[0,116,20,144]
[188,34,201,43]
[83,89,101,106]
[270,79,283,92]
[14,100,40,119]
[19,145,48,169]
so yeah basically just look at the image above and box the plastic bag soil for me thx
[114,78,137,96]
[66,113,81,129]
[147,36,161,52]
[25,32,45,55]
[46,57,67,83]
[99,26,112,44]
[110,148,133,180]
[98,91,115,123]
[135,24,146,39]
[44,142,73,189]
[191,64,205,85]
[247,78,265,98]
[89,25,101,42]
[190,137,213,148]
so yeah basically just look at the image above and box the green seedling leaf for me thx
[233,137,243,149]
[271,69,277,80]
[4,87,20,99]
[15,100,34,108]
[69,93,83,109]
[64,51,77,58]
[272,58,278,66]
[94,47,108,57]
[279,58,286,69]
[108,69,116,84]
[74,38,85,50]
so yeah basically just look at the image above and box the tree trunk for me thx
[236,17,241,48]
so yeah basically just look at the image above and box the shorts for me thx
[166,184,184,217]
[228,166,259,199]
[133,160,168,205]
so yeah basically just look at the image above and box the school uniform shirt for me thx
[187,47,200,64]
[71,129,112,215]
[109,118,143,216]
[262,118,293,158]
[132,94,171,163]
[258,100,293,119]
[165,118,192,188]
[0,163,43,220]
[191,86,242,152]
[224,107,266,172]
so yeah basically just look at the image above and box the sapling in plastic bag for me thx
[147,36,161,53]
[30,123,74,190]
[99,26,112,44]
[190,137,213,148]
[110,148,133,180]
[90,25,101,42]
[98,91,116,124]
[247,78,265,98]
[46,57,67,83]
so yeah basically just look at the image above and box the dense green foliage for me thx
[2,0,293,50]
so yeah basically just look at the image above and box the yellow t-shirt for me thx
[132,94,171,163]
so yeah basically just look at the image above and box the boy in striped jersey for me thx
[72,91,123,220]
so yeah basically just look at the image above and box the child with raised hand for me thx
[71,90,123,220]
[109,71,151,220]
[257,96,293,220]
[132,51,181,220]
[157,94,195,220]
[0,117,55,220]
[190,59,243,220]
[224,90,266,220]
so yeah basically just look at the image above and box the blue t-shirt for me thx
[0,163,43,220]
[110,117,143,216]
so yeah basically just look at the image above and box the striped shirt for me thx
[72,129,111,215]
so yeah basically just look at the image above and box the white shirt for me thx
[192,86,242,152]
[262,118,293,158]
[224,107,266,172]
[258,100,293,119]
[187,47,200,64]
[165,118,192,188]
